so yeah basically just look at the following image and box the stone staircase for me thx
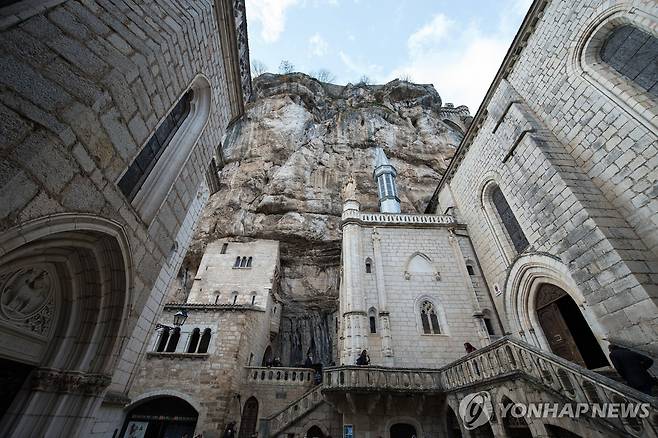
[258,384,324,437]
[441,337,658,437]
[258,337,657,437]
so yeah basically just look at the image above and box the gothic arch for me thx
[0,214,133,437]
[503,253,608,354]
[131,73,213,223]
[404,252,435,279]
[480,179,529,265]
[413,295,449,335]
[569,2,657,132]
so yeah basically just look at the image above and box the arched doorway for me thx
[238,396,259,438]
[307,425,325,438]
[0,216,131,438]
[501,397,532,438]
[390,423,417,438]
[535,283,607,369]
[122,396,198,438]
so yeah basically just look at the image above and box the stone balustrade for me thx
[441,337,658,437]
[342,210,455,227]
[323,365,443,392]
[261,385,324,436]
[245,366,316,386]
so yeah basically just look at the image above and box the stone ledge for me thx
[146,352,209,360]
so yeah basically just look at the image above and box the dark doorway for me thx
[121,396,198,438]
[0,357,34,419]
[446,407,463,438]
[390,423,417,438]
[502,398,532,438]
[545,425,583,438]
[261,346,272,366]
[238,397,259,438]
[535,284,608,369]
[470,423,495,438]
[307,425,325,438]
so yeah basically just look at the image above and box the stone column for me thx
[447,229,489,347]
[340,178,368,365]
[371,228,394,365]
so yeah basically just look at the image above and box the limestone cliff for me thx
[188,73,469,365]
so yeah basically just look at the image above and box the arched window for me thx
[600,25,658,98]
[234,256,241,268]
[466,264,475,276]
[221,243,228,254]
[156,327,170,352]
[165,327,180,352]
[197,328,211,353]
[187,328,200,353]
[368,308,377,334]
[118,90,193,201]
[365,258,372,273]
[121,75,212,223]
[491,186,528,253]
[240,257,247,268]
[420,301,441,334]
[246,256,253,267]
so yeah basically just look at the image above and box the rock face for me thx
[188,73,470,364]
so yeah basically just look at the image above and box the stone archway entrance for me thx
[122,396,198,438]
[307,425,325,438]
[390,423,417,438]
[535,284,607,369]
[238,396,259,438]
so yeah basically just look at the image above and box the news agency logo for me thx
[458,391,494,430]
[458,390,651,430]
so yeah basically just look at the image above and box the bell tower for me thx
[373,148,401,213]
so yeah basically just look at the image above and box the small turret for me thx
[373,148,400,213]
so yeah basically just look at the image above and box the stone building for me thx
[0,0,251,437]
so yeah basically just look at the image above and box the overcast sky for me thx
[245,0,532,113]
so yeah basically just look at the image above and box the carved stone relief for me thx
[0,267,55,337]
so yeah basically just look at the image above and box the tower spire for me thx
[373,148,400,213]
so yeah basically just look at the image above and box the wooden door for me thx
[537,303,586,367]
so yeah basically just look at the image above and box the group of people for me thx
[264,356,282,367]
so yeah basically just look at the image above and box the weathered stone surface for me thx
[188,73,469,363]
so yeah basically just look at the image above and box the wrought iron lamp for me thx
[155,309,188,330]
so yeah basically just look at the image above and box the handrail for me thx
[323,366,443,392]
[262,385,324,435]
[245,366,316,385]
[342,211,456,226]
[440,337,657,437]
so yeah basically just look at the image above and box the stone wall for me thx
[435,0,658,353]
[0,0,250,436]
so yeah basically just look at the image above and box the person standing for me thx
[464,342,477,354]
[608,344,655,395]
[356,349,370,366]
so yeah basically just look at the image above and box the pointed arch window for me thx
[246,256,253,267]
[490,185,528,254]
[197,328,211,353]
[234,256,241,268]
[187,328,200,353]
[420,301,441,334]
[221,243,228,254]
[365,258,372,273]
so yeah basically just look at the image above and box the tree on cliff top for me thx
[279,60,295,74]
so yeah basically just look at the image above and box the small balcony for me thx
[323,366,443,393]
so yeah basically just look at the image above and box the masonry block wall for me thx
[0,1,249,436]
[356,224,499,367]
[436,0,657,354]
